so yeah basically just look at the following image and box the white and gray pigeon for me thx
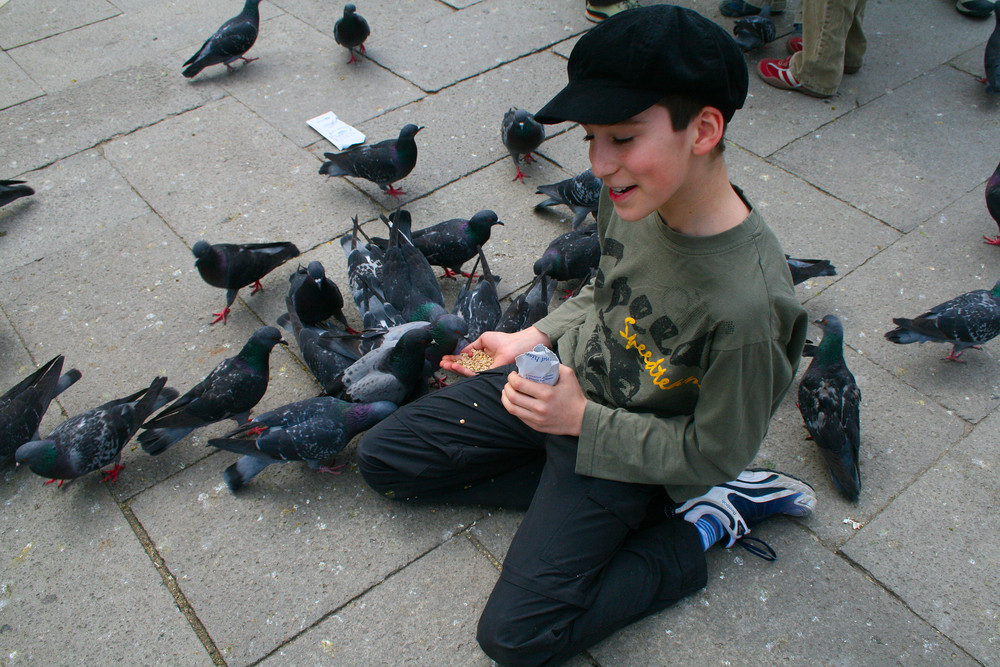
[183,0,262,78]
[340,216,405,329]
[16,377,177,487]
[534,169,602,230]
[209,396,397,491]
[453,250,502,342]
[1,355,81,465]
[502,108,545,182]
[334,3,370,64]
[325,325,435,404]
[884,279,1000,361]
[798,315,862,502]
[319,124,423,198]
[138,327,287,454]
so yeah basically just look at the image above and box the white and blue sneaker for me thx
[674,468,816,549]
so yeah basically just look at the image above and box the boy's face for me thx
[582,104,698,223]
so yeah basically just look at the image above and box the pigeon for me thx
[0,356,81,465]
[983,160,1000,245]
[0,180,34,208]
[16,377,177,487]
[193,240,300,324]
[288,261,351,330]
[378,210,447,323]
[533,222,601,282]
[182,0,262,78]
[340,216,405,329]
[534,169,602,230]
[277,296,361,393]
[985,3,1000,93]
[373,209,504,279]
[797,315,862,502]
[325,325,435,404]
[496,274,557,334]
[732,2,776,52]
[884,279,1000,362]
[502,108,545,182]
[319,124,423,198]
[138,327,287,454]
[453,250,502,342]
[209,397,396,491]
[334,3,370,64]
[786,255,837,286]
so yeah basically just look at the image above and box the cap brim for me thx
[534,82,663,125]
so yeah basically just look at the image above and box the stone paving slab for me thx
[757,346,968,548]
[589,524,975,666]
[103,96,372,252]
[0,0,121,51]
[259,535,498,666]
[364,0,590,93]
[0,61,223,176]
[0,50,43,111]
[210,13,426,149]
[0,466,212,665]
[130,452,483,666]
[0,148,151,274]
[306,50,571,205]
[772,65,1000,233]
[842,406,1000,666]
[802,187,1000,423]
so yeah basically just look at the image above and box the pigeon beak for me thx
[415,126,425,133]
[496,220,505,226]
[278,337,289,346]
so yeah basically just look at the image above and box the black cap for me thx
[535,5,748,125]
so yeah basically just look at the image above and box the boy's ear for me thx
[691,106,726,156]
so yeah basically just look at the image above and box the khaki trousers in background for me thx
[790,0,867,96]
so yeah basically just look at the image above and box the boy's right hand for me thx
[440,327,552,377]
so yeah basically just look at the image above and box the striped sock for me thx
[694,515,727,551]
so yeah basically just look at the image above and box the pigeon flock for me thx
[2,1,999,511]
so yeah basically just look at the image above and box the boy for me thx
[357,5,813,666]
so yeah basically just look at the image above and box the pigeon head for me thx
[348,400,398,431]
[430,313,469,352]
[399,124,423,141]
[306,261,326,283]
[192,240,212,259]
[814,314,844,337]
[344,3,357,14]
[15,440,60,476]
[812,315,846,364]
[470,210,503,229]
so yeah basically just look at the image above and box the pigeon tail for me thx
[56,369,83,396]
[138,426,196,455]
[223,455,273,491]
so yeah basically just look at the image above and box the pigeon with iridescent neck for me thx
[319,124,422,198]
[183,0,262,78]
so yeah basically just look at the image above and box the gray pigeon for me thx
[325,325,435,404]
[534,169,602,230]
[985,3,1000,93]
[183,0,262,78]
[502,108,545,182]
[277,296,361,394]
[884,279,1000,361]
[732,2,776,51]
[209,397,396,491]
[377,210,447,323]
[496,274,557,334]
[453,250,502,342]
[193,240,300,324]
[16,377,177,486]
[1,355,81,465]
[533,222,601,282]
[319,124,422,198]
[340,216,405,329]
[0,180,34,208]
[138,327,287,454]
[983,160,1000,244]
[334,3,370,64]
[798,315,862,502]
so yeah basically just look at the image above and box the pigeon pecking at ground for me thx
[732,2,776,51]
[319,124,422,198]
[0,179,35,208]
[785,255,838,286]
[209,396,397,491]
[533,222,602,283]
[288,261,352,330]
[138,327,287,454]
[0,355,81,465]
[183,0,262,78]
[797,315,862,502]
[193,239,300,324]
[982,160,1000,244]
[325,325,435,405]
[534,169,602,230]
[334,3,370,64]
[502,108,545,182]
[277,296,362,394]
[16,377,178,487]
[884,279,1000,362]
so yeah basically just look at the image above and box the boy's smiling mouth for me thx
[608,185,636,200]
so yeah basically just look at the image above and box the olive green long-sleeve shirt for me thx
[533,187,808,502]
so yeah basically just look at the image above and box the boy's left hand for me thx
[501,365,586,436]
